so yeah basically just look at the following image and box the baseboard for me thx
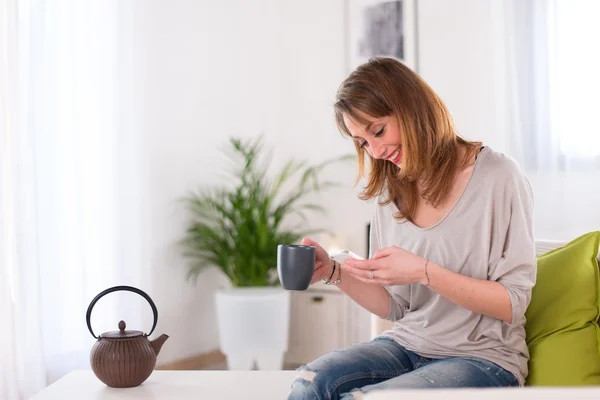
[156,349,303,371]
[156,349,226,370]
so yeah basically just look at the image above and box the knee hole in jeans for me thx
[294,369,317,383]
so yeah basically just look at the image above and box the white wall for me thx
[129,0,372,364]
[418,0,509,151]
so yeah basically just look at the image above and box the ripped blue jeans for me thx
[288,337,518,399]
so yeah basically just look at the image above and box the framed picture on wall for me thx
[345,0,418,73]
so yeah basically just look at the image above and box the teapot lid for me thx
[100,320,144,339]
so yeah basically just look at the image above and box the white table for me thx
[30,370,600,399]
[29,370,298,399]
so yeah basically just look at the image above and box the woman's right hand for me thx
[301,237,392,319]
[301,237,334,285]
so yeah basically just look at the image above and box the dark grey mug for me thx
[277,244,316,291]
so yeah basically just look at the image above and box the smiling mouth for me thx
[386,147,402,164]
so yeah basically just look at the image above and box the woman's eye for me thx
[374,127,385,137]
[359,141,368,148]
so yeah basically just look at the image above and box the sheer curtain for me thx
[493,0,600,241]
[1,1,46,398]
[1,1,144,398]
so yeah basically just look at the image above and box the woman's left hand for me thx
[341,246,427,286]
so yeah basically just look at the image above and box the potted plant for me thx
[181,136,351,370]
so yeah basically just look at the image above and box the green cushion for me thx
[525,231,600,386]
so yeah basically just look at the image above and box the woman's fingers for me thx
[301,236,330,268]
[348,269,383,284]
[344,258,383,271]
[301,236,322,249]
[343,264,386,284]
[301,236,313,246]
[310,261,324,284]
[373,247,394,259]
[343,264,373,279]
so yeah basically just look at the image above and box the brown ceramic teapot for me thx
[86,285,169,388]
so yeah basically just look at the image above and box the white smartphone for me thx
[329,249,365,264]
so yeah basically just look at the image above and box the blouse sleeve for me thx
[370,206,410,322]
[487,171,537,325]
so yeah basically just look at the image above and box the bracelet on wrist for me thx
[331,261,342,285]
[423,258,431,286]
[322,260,336,284]
[323,259,342,285]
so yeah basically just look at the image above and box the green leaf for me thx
[179,135,351,287]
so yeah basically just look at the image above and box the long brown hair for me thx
[334,57,480,221]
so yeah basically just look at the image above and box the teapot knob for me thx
[118,320,126,331]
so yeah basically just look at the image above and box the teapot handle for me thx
[86,285,158,339]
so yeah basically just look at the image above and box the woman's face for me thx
[343,110,403,167]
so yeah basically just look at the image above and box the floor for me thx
[156,349,303,371]
[202,361,301,370]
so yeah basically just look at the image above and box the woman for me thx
[288,57,536,399]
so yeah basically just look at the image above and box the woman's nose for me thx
[373,143,387,159]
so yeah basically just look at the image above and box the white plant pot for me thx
[215,287,290,370]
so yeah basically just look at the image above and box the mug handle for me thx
[86,285,158,339]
